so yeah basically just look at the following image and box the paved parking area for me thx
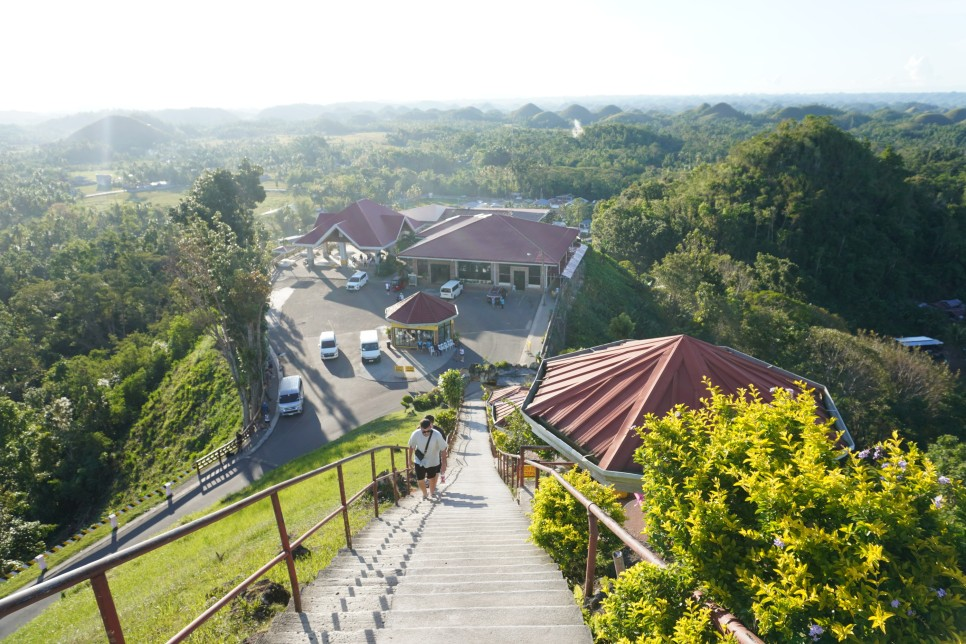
[260,254,552,467]
[271,257,545,386]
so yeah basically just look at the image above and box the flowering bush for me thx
[634,381,965,641]
[590,561,717,643]
[529,467,626,585]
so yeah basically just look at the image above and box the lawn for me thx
[8,408,430,643]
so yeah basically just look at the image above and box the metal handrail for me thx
[489,433,762,644]
[0,444,412,643]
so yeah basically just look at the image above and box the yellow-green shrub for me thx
[590,561,718,643]
[634,381,965,642]
[529,467,626,585]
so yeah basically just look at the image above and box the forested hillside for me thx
[1,99,965,577]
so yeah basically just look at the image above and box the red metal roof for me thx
[295,199,418,249]
[385,291,458,325]
[487,385,530,427]
[399,213,578,265]
[524,335,835,474]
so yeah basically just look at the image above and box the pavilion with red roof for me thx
[294,199,419,267]
[384,291,459,350]
[519,335,853,491]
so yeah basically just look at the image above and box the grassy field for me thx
[9,408,431,643]
[79,184,293,215]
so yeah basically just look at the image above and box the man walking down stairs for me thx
[258,396,592,643]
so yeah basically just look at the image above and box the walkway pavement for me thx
[259,396,591,643]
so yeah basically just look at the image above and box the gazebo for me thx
[520,335,854,492]
[385,291,459,350]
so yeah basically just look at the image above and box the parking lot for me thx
[256,255,548,466]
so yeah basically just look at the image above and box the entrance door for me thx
[513,269,527,292]
[431,264,451,284]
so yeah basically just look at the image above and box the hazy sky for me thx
[5,0,964,113]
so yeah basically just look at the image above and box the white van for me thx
[319,330,339,360]
[277,375,304,416]
[346,271,368,291]
[440,279,463,299]
[360,329,381,363]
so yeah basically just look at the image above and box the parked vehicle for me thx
[390,273,409,291]
[360,329,381,363]
[440,279,463,299]
[277,375,304,416]
[347,271,369,291]
[319,330,339,360]
[486,286,508,305]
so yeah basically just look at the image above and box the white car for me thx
[346,271,369,291]
[319,330,339,360]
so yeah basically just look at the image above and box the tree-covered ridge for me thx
[594,116,966,329]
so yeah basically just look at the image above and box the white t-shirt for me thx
[408,427,447,467]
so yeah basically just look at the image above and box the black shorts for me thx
[415,463,441,480]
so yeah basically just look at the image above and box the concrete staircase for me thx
[258,399,592,643]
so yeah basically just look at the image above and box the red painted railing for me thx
[0,445,412,643]
[494,442,763,644]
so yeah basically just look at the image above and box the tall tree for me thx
[170,163,270,426]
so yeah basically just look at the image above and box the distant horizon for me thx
[4,1,963,115]
[2,90,965,124]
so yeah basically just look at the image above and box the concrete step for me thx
[389,588,576,610]
[262,624,594,643]
[384,605,585,629]
[390,578,568,595]
[400,562,559,577]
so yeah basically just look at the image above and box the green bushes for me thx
[633,381,966,642]
[437,369,465,409]
[528,467,626,584]
[411,390,442,412]
[433,408,457,439]
[490,408,542,456]
[590,562,717,643]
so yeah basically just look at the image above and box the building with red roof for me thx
[384,291,459,350]
[398,213,579,290]
[295,199,419,267]
[520,335,853,491]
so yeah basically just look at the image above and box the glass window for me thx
[498,264,511,283]
[529,265,542,286]
[457,261,491,282]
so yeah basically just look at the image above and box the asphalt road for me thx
[0,257,540,639]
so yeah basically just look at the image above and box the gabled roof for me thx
[523,335,851,475]
[295,199,418,250]
[445,207,550,223]
[399,213,578,265]
[385,291,458,325]
[487,385,530,427]
[400,204,449,225]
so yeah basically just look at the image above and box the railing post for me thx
[370,452,379,519]
[337,464,352,549]
[90,572,125,644]
[270,492,302,613]
[389,448,401,503]
[583,512,599,602]
[517,449,525,488]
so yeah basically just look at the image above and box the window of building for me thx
[498,264,511,283]
[457,261,492,283]
[528,265,542,286]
